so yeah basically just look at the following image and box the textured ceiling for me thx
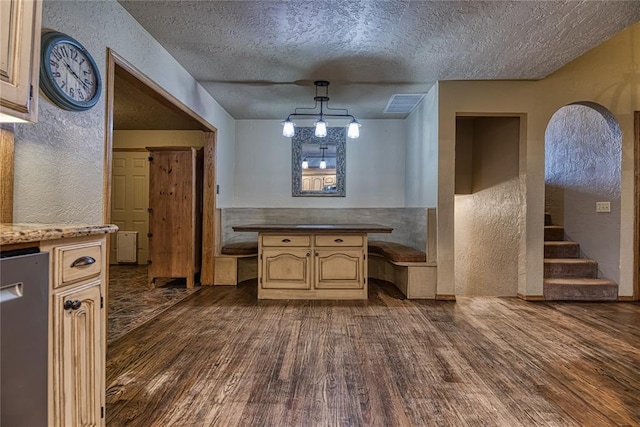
[117,0,640,121]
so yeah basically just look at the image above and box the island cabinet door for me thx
[261,249,312,289]
[314,249,364,289]
[52,281,102,427]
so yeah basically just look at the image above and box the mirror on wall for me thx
[292,127,346,197]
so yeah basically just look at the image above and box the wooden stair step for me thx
[544,225,564,241]
[544,258,597,278]
[543,278,618,301]
[544,241,580,258]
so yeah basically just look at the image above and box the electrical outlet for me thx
[596,201,611,213]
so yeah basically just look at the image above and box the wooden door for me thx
[52,281,102,427]
[110,151,149,264]
[261,248,311,289]
[314,249,363,289]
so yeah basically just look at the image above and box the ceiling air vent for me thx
[384,94,425,114]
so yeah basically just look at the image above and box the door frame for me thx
[634,111,639,300]
[103,49,217,285]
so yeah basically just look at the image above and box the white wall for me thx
[405,84,438,207]
[233,119,406,207]
[13,0,236,224]
[545,104,622,284]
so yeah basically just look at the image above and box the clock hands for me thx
[61,59,91,93]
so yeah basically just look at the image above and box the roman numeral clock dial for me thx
[40,31,102,111]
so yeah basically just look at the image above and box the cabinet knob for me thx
[64,300,82,310]
[70,256,95,268]
[306,252,310,257]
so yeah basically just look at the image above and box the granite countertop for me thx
[233,224,393,233]
[0,223,119,245]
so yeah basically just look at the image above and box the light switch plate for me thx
[596,201,611,213]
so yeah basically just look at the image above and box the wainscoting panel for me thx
[221,208,429,251]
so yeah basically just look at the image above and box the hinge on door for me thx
[29,85,33,99]
[100,296,104,309]
[364,253,366,260]
[260,253,263,260]
[101,406,104,418]
[364,278,366,284]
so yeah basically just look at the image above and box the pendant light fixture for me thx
[319,146,327,169]
[281,80,361,139]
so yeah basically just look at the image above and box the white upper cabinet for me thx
[0,0,41,123]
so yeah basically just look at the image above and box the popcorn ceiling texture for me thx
[545,104,622,284]
[118,0,640,120]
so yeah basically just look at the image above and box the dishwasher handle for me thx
[0,282,23,304]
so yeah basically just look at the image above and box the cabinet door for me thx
[315,249,363,289]
[261,248,311,289]
[0,0,41,122]
[52,281,102,427]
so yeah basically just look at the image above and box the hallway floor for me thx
[106,280,640,426]
[108,264,200,344]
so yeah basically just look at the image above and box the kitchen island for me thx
[233,224,392,299]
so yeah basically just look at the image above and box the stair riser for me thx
[544,262,597,278]
[544,244,580,258]
[544,284,618,301]
[545,213,553,226]
[544,227,564,241]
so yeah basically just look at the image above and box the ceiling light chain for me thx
[281,80,361,139]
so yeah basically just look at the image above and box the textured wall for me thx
[221,208,428,252]
[545,104,622,284]
[234,119,406,208]
[13,0,235,223]
[455,117,521,296]
[405,84,438,208]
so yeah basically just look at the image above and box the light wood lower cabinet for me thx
[258,233,366,299]
[41,235,106,426]
[52,281,102,426]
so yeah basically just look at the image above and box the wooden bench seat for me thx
[221,241,258,256]
[367,240,436,299]
[214,241,258,285]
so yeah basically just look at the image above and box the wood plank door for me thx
[110,150,149,264]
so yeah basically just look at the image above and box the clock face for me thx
[40,32,102,111]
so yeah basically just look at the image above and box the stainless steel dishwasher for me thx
[0,249,49,427]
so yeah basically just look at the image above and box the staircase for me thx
[543,212,618,301]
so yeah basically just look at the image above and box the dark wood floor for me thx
[106,280,640,426]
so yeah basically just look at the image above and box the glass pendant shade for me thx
[302,159,309,169]
[347,119,361,139]
[319,160,327,169]
[314,119,327,137]
[282,119,295,137]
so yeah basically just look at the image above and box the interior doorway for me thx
[102,49,218,343]
[453,115,521,296]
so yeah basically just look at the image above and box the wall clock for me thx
[39,31,102,111]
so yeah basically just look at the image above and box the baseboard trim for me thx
[618,295,636,302]
[435,294,456,301]
[517,293,546,301]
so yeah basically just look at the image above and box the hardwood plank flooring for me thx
[106,280,640,426]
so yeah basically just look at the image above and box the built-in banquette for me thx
[214,208,439,299]
[1,223,118,427]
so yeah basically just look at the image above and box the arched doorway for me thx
[544,102,622,300]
